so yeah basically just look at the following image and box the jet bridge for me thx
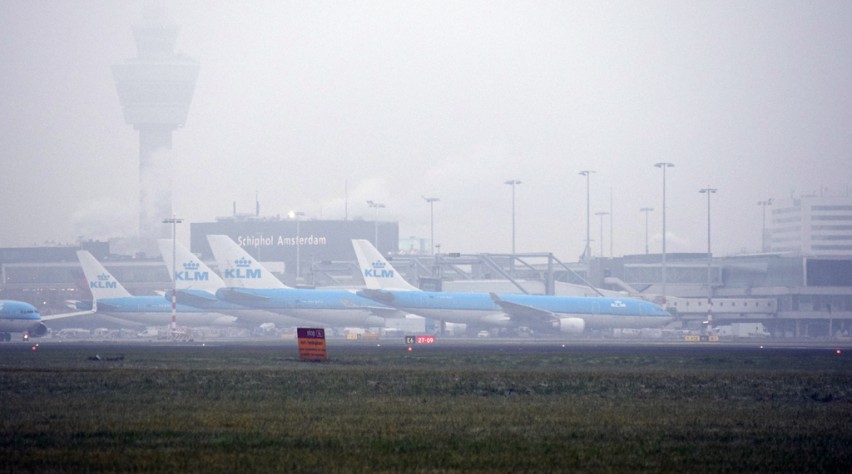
[378,252,600,296]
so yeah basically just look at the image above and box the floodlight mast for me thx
[422,196,439,255]
[289,211,305,281]
[504,180,521,255]
[595,211,609,257]
[700,186,717,329]
[578,171,594,261]
[504,180,521,276]
[640,207,654,254]
[758,199,774,252]
[654,162,674,305]
[162,215,183,334]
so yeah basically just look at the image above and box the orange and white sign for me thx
[297,328,327,361]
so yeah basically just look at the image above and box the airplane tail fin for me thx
[76,251,133,301]
[158,239,225,293]
[352,239,419,291]
[206,235,289,289]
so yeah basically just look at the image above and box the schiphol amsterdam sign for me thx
[237,234,328,248]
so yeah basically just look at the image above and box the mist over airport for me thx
[1,1,851,259]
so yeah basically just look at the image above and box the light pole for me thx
[700,187,717,328]
[758,199,774,252]
[504,180,521,256]
[595,211,609,257]
[609,188,614,259]
[654,162,674,304]
[288,210,304,281]
[367,200,385,248]
[578,171,594,260]
[422,196,439,255]
[162,214,183,334]
[640,207,654,254]
[699,187,717,258]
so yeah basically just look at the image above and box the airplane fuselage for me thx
[94,296,237,327]
[215,288,396,328]
[172,289,325,327]
[359,290,510,326]
[356,290,671,330]
[501,293,672,329]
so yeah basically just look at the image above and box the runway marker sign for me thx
[405,335,435,345]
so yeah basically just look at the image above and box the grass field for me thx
[2,340,851,472]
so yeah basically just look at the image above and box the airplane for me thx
[157,238,325,328]
[0,300,47,341]
[0,297,99,341]
[351,239,673,335]
[206,234,409,328]
[75,250,238,328]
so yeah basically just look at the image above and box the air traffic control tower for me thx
[112,10,198,254]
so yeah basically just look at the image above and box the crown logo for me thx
[183,261,200,271]
[97,274,111,281]
[371,261,385,269]
[235,257,252,268]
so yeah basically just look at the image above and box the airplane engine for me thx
[554,317,585,334]
[28,322,48,338]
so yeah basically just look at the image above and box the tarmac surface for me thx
[3,335,849,355]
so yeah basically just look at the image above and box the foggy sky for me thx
[1,1,850,259]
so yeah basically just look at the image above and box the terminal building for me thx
[767,194,852,256]
[189,214,400,286]
[2,194,851,339]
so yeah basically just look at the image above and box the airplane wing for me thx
[216,288,272,304]
[172,289,220,306]
[40,310,96,321]
[356,288,396,305]
[338,296,408,318]
[489,293,555,325]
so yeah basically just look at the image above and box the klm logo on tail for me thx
[224,268,262,279]
[90,274,117,289]
[363,261,395,279]
[224,258,261,279]
[175,261,209,281]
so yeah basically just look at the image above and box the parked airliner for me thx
[0,300,47,341]
[157,239,324,328]
[0,298,98,341]
[352,239,672,334]
[206,235,408,328]
[76,250,237,328]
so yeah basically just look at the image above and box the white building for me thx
[769,194,852,257]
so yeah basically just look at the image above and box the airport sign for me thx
[297,327,327,361]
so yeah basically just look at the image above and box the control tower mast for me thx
[112,9,198,254]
